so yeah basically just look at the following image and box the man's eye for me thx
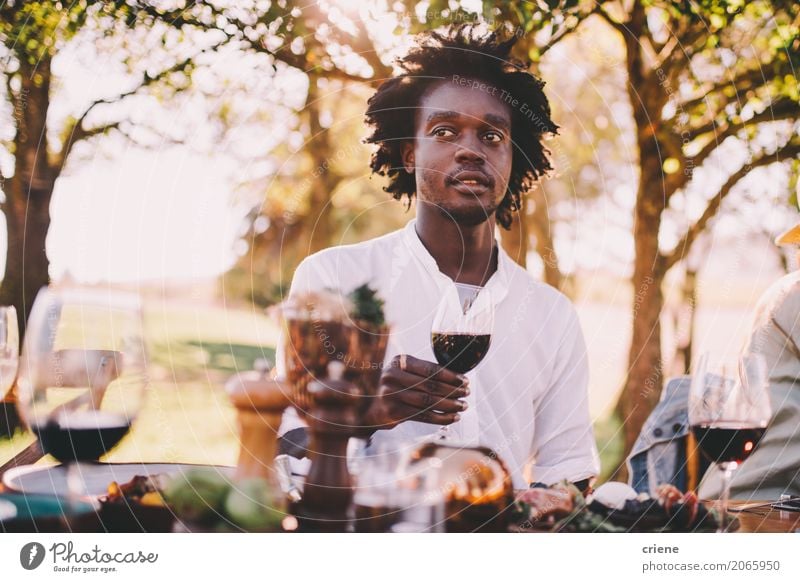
[484,131,503,143]
[432,127,455,138]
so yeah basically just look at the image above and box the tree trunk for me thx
[528,188,567,292]
[0,57,53,341]
[304,78,337,256]
[614,143,668,480]
[0,184,52,340]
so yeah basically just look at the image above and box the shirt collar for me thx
[401,218,511,305]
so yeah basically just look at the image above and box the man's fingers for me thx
[392,388,467,414]
[392,354,468,387]
[383,368,469,399]
[391,402,461,426]
[415,409,461,426]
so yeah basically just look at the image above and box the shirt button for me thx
[653,428,663,437]
[672,423,683,433]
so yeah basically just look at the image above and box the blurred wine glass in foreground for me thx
[16,287,148,508]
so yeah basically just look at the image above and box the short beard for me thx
[418,170,499,227]
[435,200,498,226]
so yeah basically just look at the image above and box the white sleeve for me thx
[527,301,600,485]
[275,257,330,437]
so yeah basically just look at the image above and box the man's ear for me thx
[401,141,414,174]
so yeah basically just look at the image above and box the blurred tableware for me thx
[296,362,361,531]
[278,290,353,417]
[276,288,389,423]
[772,495,800,512]
[396,440,513,532]
[0,305,19,399]
[2,461,229,497]
[225,367,291,482]
[0,498,17,522]
[352,443,404,533]
[275,454,302,503]
[0,492,96,533]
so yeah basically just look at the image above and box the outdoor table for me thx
[1,453,798,532]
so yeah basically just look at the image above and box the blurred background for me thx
[1,0,798,481]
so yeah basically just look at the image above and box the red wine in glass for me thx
[431,333,491,375]
[32,411,131,463]
[430,289,493,440]
[691,423,766,465]
[689,353,771,532]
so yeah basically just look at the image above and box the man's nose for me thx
[454,134,486,164]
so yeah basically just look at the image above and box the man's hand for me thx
[361,354,470,433]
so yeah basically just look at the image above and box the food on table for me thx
[398,442,514,532]
[162,468,233,524]
[514,487,574,521]
[105,474,167,507]
[513,480,722,532]
[223,478,285,532]
[161,467,286,532]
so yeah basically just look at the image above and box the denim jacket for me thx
[627,376,706,495]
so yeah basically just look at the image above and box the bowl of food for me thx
[397,441,514,532]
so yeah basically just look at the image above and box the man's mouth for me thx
[448,170,492,190]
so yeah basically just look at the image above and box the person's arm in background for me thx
[527,298,600,494]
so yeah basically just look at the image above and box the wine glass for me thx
[0,306,19,398]
[430,288,493,440]
[15,287,148,512]
[689,352,771,532]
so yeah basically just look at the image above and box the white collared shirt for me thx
[276,218,600,488]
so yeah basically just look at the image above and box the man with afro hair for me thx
[277,26,599,491]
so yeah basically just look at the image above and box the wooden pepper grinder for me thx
[225,359,292,483]
[297,361,361,531]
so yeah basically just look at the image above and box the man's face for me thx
[402,79,513,226]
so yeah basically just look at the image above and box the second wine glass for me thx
[689,352,771,532]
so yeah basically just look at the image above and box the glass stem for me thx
[63,461,82,531]
[717,463,735,532]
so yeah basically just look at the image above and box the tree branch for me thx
[664,139,800,270]
[681,67,775,114]
[54,121,123,170]
[539,8,596,58]
[55,38,229,170]
[687,97,800,140]
[595,3,629,35]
